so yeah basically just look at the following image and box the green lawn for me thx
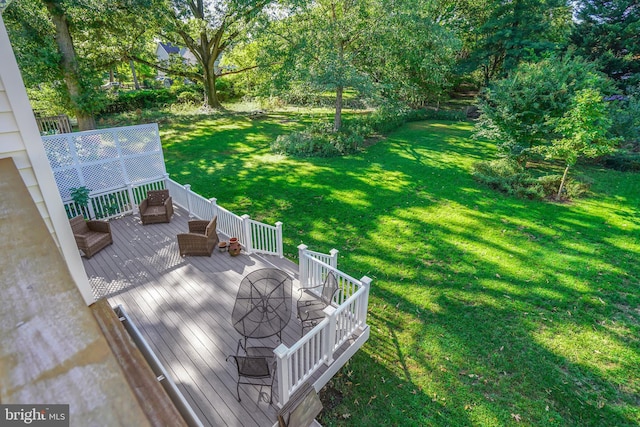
[159,112,640,426]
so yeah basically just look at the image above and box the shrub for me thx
[214,78,237,101]
[272,104,468,158]
[598,148,640,172]
[609,91,640,144]
[472,159,544,199]
[271,122,363,157]
[177,90,203,104]
[537,174,591,199]
[102,89,176,114]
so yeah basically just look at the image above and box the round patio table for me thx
[232,268,293,341]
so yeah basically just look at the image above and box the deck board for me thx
[80,207,317,427]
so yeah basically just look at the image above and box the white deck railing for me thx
[274,245,371,405]
[63,175,284,257]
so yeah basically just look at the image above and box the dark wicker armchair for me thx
[176,216,219,256]
[139,189,173,225]
[69,215,113,258]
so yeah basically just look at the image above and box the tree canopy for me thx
[571,0,640,91]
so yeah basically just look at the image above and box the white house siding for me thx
[0,14,94,305]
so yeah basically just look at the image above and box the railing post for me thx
[323,306,337,365]
[298,244,308,288]
[126,182,136,212]
[329,248,339,269]
[242,214,252,254]
[274,344,290,406]
[184,184,193,217]
[162,172,170,188]
[86,192,97,220]
[275,221,283,258]
[359,276,372,326]
[209,197,217,219]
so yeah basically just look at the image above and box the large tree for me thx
[5,0,159,129]
[153,0,273,109]
[571,0,640,90]
[263,0,459,130]
[459,0,572,85]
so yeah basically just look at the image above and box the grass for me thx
[157,110,639,426]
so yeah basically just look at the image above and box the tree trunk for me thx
[45,1,95,130]
[203,66,221,108]
[130,60,140,90]
[556,164,570,200]
[109,69,114,83]
[334,85,343,132]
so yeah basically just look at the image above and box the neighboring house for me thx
[155,42,199,80]
[155,41,222,79]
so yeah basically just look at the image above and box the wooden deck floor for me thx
[81,208,311,427]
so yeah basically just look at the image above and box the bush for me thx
[214,78,237,101]
[348,105,467,136]
[472,159,544,199]
[177,90,203,104]
[271,122,363,157]
[598,148,640,172]
[609,91,640,144]
[272,105,468,158]
[537,174,591,199]
[102,89,176,114]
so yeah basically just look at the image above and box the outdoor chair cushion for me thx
[139,189,173,225]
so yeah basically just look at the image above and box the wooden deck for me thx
[81,207,314,427]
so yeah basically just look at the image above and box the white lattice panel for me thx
[42,124,165,201]
[82,161,126,192]
[117,126,160,155]
[43,135,74,169]
[74,132,118,162]
[54,169,82,200]
[123,153,165,183]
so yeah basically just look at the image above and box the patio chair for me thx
[139,189,173,225]
[297,271,339,334]
[226,339,276,403]
[69,215,113,259]
[176,216,219,256]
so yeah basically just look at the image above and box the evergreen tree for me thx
[461,0,571,85]
[571,0,640,90]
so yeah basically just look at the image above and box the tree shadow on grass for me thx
[161,118,640,425]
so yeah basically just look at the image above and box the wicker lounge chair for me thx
[139,189,173,225]
[69,215,113,258]
[297,271,339,334]
[176,216,219,256]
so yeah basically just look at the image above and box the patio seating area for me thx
[82,206,364,426]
